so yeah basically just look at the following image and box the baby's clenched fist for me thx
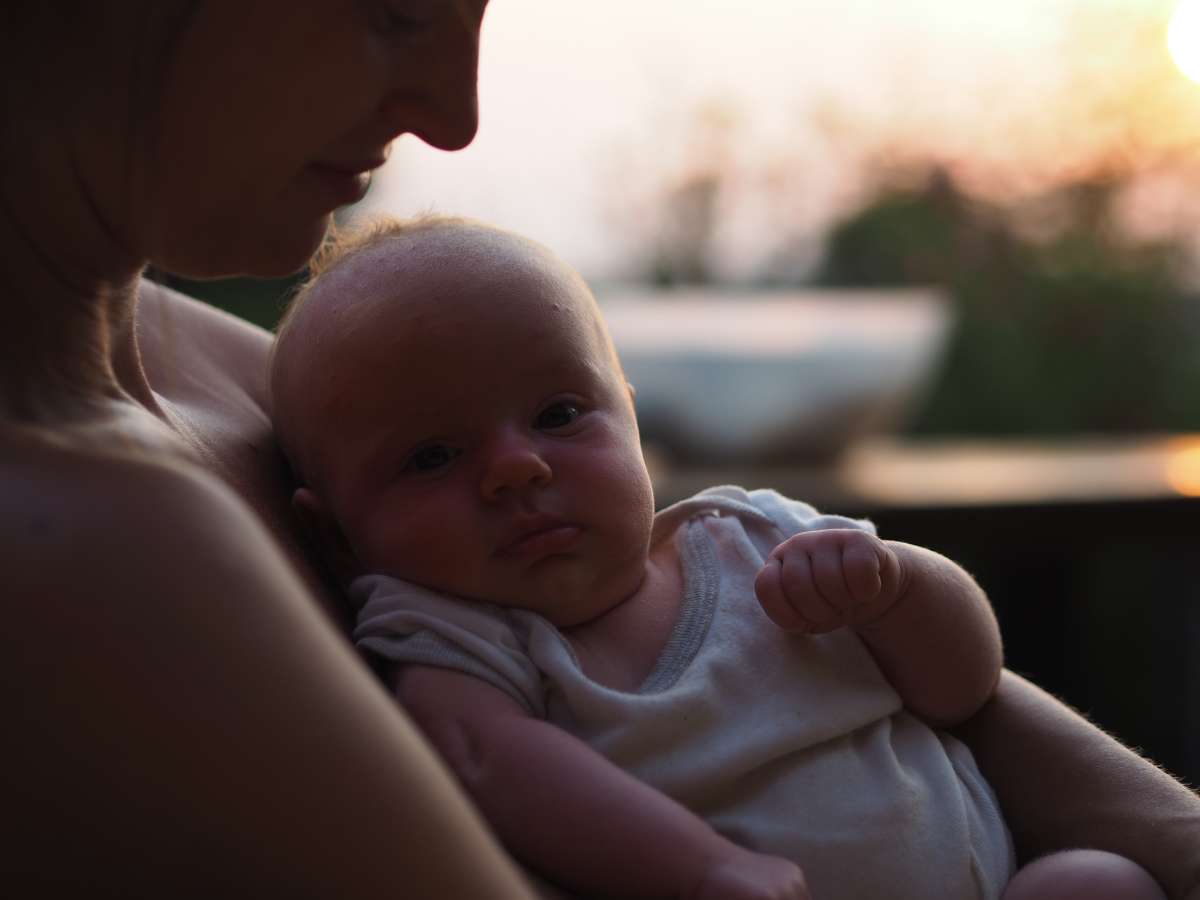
[754,529,904,634]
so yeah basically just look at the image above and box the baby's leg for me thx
[1003,849,1165,900]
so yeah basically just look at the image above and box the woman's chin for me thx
[153,217,331,281]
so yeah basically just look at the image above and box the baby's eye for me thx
[406,444,460,472]
[535,402,582,431]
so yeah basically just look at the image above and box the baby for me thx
[270,215,1163,900]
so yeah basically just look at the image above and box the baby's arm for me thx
[395,664,809,900]
[754,529,1002,727]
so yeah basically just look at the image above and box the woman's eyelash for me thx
[370,1,434,35]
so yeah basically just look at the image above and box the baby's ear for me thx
[292,487,362,586]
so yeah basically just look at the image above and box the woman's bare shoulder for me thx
[1,430,306,616]
[0,433,535,899]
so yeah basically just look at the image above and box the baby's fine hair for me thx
[274,212,474,346]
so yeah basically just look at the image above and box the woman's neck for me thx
[0,7,163,425]
[0,179,154,423]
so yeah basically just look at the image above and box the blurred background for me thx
[167,0,1200,782]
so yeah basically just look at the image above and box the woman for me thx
[1,2,1197,897]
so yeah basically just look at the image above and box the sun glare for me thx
[1169,0,1200,83]
[1165,437,1200,496]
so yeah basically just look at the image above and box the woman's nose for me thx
[378,2,485,151]
[378,88,478,152]
[480,436,552,500]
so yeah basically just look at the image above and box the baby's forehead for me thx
[325,229,596,329]
[278,223,619,407]
[325,227,571,306]
[273,225,621,475]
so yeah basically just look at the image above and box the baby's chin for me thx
[502,577,644,630]
[452,549,650,625]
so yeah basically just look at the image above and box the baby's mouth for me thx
[495,519,582,560]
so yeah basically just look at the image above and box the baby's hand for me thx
[754,529,903,634]
[689,846,810,900]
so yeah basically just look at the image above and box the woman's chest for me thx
[136,286,346,625]
[167,388,346,625]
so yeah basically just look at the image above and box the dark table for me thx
[651,436,1200,785]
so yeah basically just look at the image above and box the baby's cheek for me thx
[359,500,471,583]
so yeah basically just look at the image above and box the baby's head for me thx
[270,216,656,626]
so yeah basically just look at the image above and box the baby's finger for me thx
[841,537,883,609]
[812,543,853,614]
[778,549,838,629]
[755,557,809,632]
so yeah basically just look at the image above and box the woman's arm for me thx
[956,671,1200,900]
[1,452,534,898]
[397,665,809,900]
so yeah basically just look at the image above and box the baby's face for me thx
[302,230,655,626]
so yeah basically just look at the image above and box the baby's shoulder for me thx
[662,484,875,540]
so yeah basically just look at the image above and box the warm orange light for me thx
[1169,1,1200,83]
[1165,437,1200,495]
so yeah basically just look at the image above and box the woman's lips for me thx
[496,524,582,561]
[306,162,373,207]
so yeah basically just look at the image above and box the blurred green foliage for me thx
[153,271,302,332]
[815,168,1200,436]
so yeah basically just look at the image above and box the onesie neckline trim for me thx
[635,517,719,695]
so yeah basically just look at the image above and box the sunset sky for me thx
[362,0,1200,279]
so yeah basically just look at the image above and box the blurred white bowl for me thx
[598,287,953,463]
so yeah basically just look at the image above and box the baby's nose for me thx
[480,437,552,499]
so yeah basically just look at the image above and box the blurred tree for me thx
[648,171,721,287]
[816,167,1200,436]
[815,169,983,288]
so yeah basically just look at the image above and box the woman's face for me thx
[144,0,488,277]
